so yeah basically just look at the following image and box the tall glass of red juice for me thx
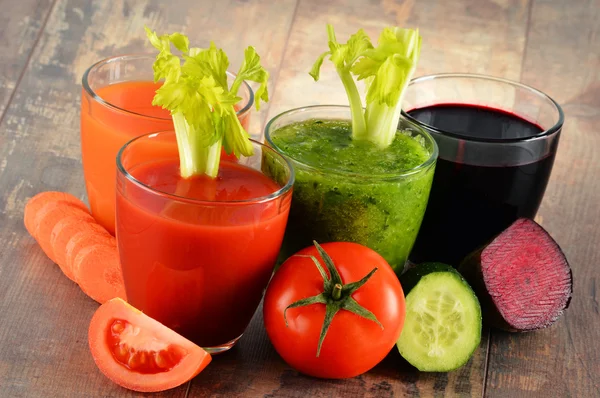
[81,54,254,234]
[115,131,294,353]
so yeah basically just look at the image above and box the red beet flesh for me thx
[459,218,572,331]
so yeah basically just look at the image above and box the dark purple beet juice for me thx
[407,103,557,266]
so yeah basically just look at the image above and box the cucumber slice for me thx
[397,263,482,372]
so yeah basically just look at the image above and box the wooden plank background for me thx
[0,0,597,397]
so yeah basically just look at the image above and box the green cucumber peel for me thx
[401,262,466,293]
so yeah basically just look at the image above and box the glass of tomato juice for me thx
[81,54,254,235]
[115,131,294,353]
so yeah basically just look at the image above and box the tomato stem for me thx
[332,283,342,300]
[283,241,383,357]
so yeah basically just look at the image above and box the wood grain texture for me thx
[485,0,600,397]
[0,0,54,117]
[0,0,296,396]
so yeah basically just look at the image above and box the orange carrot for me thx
[50,216,103,281]
[73,244,126,304]
[65,227,115,278]
[65,229,114,266]
[23,191,126,302]
[33,201,94,263]
[24,192,89,237]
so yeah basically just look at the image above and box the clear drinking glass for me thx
[402,73,564,265]
[265,105,438,273]
[81,54,254,234]
[115,131,293,353]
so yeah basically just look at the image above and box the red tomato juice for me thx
[116,157,291,347]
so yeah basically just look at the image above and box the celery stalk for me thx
[145,27,270,179]
[310,25,421,149]
[339,69,367,140]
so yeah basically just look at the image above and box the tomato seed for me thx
[128,352,140,369]
[154,351,168,369]
[111,320,125,334]
[114,343,129,362]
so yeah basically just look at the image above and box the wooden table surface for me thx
[0,0,598,397]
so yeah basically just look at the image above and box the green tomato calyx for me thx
[283,241,383,357]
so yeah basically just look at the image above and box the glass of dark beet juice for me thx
[403,73,564,266]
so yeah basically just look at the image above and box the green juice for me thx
[268,118,436,273]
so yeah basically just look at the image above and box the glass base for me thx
[402,259,417,274]
[203,334,243,355]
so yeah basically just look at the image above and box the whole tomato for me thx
[263,241,405,379]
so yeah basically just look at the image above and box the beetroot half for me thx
[458,218,573,332]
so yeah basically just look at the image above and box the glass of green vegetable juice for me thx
[264,24,437,273]
[265,105,437,273]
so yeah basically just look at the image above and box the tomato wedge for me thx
[88,298,211,392]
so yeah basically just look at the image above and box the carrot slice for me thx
[24,192,89,237]
[73,244,126,304]
[65,227,115,278]
[50,216,101,281]
[33,202,94,263]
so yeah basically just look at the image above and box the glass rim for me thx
[82,53,255,121]
[116,130,295,206]
[400,73,565,144]
[264,105,438,180]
